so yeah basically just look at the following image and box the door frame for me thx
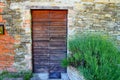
[31,9,68,73]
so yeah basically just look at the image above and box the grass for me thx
[0,70,33,80]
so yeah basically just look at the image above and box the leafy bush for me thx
[62,32,120,80]
[0,70,33,80]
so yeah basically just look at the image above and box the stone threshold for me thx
[31,73,70,80]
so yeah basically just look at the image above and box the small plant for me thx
[62,32,120,80]
[23,71,33,80]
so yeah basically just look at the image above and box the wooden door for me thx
[32,10,67,73]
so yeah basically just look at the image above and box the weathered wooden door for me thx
[32,10,67,73]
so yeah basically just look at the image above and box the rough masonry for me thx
[0,0,119,72]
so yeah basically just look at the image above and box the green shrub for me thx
[62,32,120,80]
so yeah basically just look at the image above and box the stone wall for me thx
[0,0,119,72]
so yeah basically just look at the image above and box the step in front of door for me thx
[31,73,70,80]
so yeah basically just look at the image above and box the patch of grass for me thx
[0,70,33,80]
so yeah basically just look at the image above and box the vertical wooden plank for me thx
[49,10,67,73]
[32,10,50,73]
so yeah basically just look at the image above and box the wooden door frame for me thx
[31,9,68,73]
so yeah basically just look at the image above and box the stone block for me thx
[117,36,120,40]
[94,0,110,3]
[82,0,94,2]
[94,3,106,11]
[116,0,120,3]
[110,0,116,3]
[74,3,86,11]
[67,66,85,80]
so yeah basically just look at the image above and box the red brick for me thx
[0,15,3,22]
[25,20,30,24]
[0,56,7,61]
[0,2,5,6]
[0,9,3,13]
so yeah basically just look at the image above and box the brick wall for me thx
[0,0,119,72]
[0,2,17,72]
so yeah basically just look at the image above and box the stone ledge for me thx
[26,6,73,9]
[67,66,85,80]
[4,78,23,80]
[31,73,69,80]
